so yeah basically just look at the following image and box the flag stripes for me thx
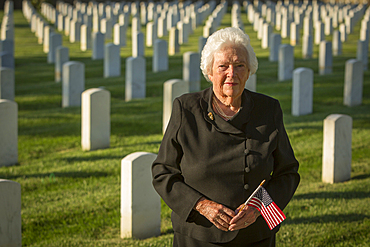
[247,187,286,230]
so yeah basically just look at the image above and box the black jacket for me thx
[152,87,300,244]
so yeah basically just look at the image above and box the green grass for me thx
[0,7,369,247]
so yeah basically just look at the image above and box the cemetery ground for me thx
[1,7,370,247]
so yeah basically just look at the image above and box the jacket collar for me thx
[200,87,254,135]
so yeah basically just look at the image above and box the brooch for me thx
[208,112,214,120]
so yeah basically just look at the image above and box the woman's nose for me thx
[226,65,235,77]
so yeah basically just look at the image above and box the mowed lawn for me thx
[0,4,369,247]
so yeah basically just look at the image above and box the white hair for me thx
[200,27,258,82]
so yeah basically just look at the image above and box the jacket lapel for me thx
[200,87,254,136]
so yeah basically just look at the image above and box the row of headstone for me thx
[29,0,209,82]
[22,1,199,110]
[245,0,367,64]
[40,0,212,56]
[0,1,18,170]
[22,1,63,65]
[203,2,227,38]
[289,56,363,117]
[1,0,15,75]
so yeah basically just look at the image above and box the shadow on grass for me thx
[0,171,110,180]
[161,228,174,235]
[60,154,125,163]
[14,23,32,28]
[352,174,370,180]
[284,213,368,225]
[293,190,370,200]
[284,104,370,130]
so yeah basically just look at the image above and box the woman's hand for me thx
[194,197,236,231]
[228,205,260,231]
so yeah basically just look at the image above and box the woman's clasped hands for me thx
[194,197,260,232]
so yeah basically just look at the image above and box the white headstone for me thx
[257,18,265,40]
[302,34,313,59]
[157,16,167,37]
[0,51,14,69]
[62,61,85,107]
[0,39,14,56]
[80,24,91,51]
[169,27,179,55]
[290,22,299,46]
[183,51,200,92]
[0,67,14,100]
[119,12,130,26]
[344,59,363,107]
[339,23,347,42]
[132,32,144,57]
[261,23,272,49]
[198,36,207,54]
[315,21,324,45]
[245,73,256,92]
[0,179,22,246]
[319,41,332,75]
[163,79,189,133]
[269,33,281,62]
[55,46,69,83]
[278,44,294,81]
[0,99,18,167]
[100,18,112,40]
[125,56,146,101]
[292,67,313,116]
[120,152,161,239]
[303,16,313,36]
[92,31,104,60]
[43,25,52,53]
[81,88,110,151]
[324,16,333,35]
[332,30,342,56]
[132,17,141,36]
[64,16,71,36]
[281,16,290,38]
[322,114,352,184]
[114,24,127,47]
[146,22,157,47]
[104,43,121,78]
[48,32,62,64]
[356,40,368,71]
[69,19,81,43]
[57,13,64,31]
[153,39,168,72]
[345,16,354,34]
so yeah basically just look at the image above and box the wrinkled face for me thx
[208,45,250,101]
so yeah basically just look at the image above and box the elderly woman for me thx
[152,27,300,246]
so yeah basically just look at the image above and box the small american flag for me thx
[247,187,286,230]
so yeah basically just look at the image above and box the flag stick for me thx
[239,179,266,211]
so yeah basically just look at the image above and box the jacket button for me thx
[244,184,249,190]
[245,166,250,173]
[244,149,250,155]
